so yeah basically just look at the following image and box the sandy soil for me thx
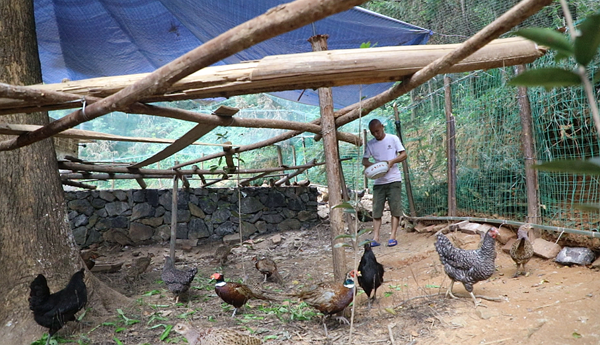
[40,212,600,345]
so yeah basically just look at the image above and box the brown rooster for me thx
[210,273,273,317]
[510,224,534,277]
[289,270,356,335]
[435,227,498,307]
[252,256,283,284]
[174,323,262,345]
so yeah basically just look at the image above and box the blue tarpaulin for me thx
[35,0,432,108]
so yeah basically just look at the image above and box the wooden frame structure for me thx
[0,0,551,193]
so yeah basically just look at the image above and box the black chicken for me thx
[161,256,198,303]
[357,242,384,308]
[435,227,498,307]
[29,268,88,345]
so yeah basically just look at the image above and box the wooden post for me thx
[170,167,179,260]
[276,145,284,167]
[309,34,346,282]
[363,129,368,192]
[292,145,297,182]
[515,65,540,237]
[223,141,236,173]
[444,76,457,216]
[393,104,417,217]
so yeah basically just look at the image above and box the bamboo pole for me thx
[170,176,178,260]
[444,76,457,217]
[0,38,544,115]
[309,34,346,282]
[192,165,207,185]
[0,0,368,151]
[276,159,315,186]
[405,215,600,239]
[393,104,416,217]
[515,64,540,238]
[61,180,97,190]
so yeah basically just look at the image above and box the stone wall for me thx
[65,187,319,247]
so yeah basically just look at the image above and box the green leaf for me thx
[357,228,372,237]
[160,324,173,341]
[115,327,126,333]
[332,201,355,210]
[334,234,354,240]
[514,28,573,56]
[509,68,581,89]
[358,239,371,247]
[533,158,600,175]
[113,337,124,345]
[573,203,600,211]
[574,13,600,66]
[572,332,582,339]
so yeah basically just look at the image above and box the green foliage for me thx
[508,67,581,90]
[574,13,600,66]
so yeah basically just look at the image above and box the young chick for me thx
[510,224,534,277]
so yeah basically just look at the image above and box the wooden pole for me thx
[363,129,368,192]
[515,64,540,238]
[170,175,179,260]
[444,76,457,216]
[276,145,284,167]
[292,145,297,182]
[309,34,346,282]
[223,141,236,173]
[393,104,416,217]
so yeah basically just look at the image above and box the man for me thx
[362,119,407,247]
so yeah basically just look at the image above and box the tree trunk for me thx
[0,1,128,344]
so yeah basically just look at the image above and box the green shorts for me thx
[372,181,403,219]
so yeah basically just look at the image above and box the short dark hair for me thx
[369,119,382,128]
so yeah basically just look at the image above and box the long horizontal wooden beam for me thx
[0,37,543,116]
[0,92,361,146]
[58,158,348,176]
[0,123,223,146]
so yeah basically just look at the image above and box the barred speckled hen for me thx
[211,273,274,317]
[510,224,534,277]
[161,256,197,303]
[174,323,262,345]
[435,228,498,307]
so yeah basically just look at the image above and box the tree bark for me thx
[0,2,128,344]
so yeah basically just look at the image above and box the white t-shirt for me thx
[363,133,405,185]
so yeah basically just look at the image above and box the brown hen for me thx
[174,323,262,345]
[252,256,283,284]
[510,224,534,277]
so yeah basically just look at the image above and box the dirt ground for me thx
[43,210,600,345]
